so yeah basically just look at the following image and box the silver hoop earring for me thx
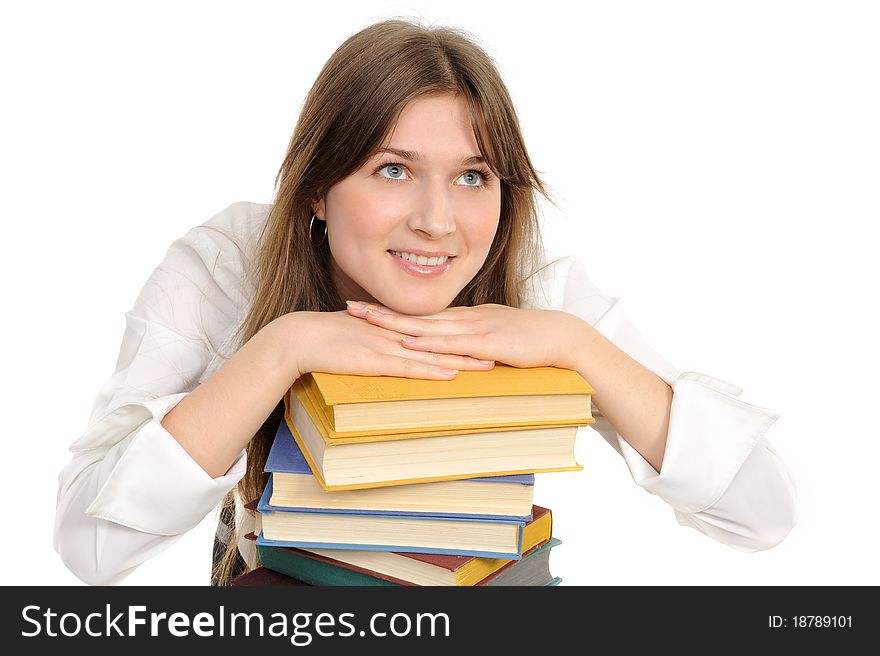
[309,214,327,246]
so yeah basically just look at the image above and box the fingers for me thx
[400,333,492,362]
[360,308,464,337]
[378,355,460,380]
[342,301,493,376]
[400,348,495,372]
[345,300,379,314]
[356,349,491,381]
[345,300,464,321]
[346,300,399,317]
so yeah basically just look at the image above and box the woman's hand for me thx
[345,300,587,370]
[279,310,497,380]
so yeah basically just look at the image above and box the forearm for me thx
[161,314,300,478]
[562,315,673,473]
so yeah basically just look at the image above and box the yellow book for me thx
[307,365,593,434]
[284,365,594,491]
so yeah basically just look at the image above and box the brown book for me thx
[230,566,309,587]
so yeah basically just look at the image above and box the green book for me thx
[258,545,398,586]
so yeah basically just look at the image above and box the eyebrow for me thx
[373,147,486,167]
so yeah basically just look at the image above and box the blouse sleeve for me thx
[556,256,798,551]
[53,221,249,585]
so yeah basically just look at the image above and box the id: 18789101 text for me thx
[768,615,853,629]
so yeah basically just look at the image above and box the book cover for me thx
[311,364,593,404]
[476,537,562,586]
[261,472,532,522]
[292,378,593,444]
[255,477,527,559]
[265,419,535,519]
[231,566,309,587]
[249,504,553,586]
[266,416,535,485]
[255,536,562,587]
[285,388,584,491]
[298,364,594,437]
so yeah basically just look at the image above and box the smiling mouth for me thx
[387,250,455,266]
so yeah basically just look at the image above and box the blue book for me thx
[256,477,527,560]
[265,419,534,520]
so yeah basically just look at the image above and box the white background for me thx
[2,0,878,586]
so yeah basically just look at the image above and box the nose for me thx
[406,178,457,239]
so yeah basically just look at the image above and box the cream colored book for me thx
[248,505,554,586]
[266,417,536,517]
[297,506,555,586]
[256,478,528,559]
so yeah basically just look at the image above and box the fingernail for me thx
[346,300,365,309]
[401,336,417,344]
[478,359,495,365]
[440,369,459,376]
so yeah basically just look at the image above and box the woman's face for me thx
[314,93,502,316]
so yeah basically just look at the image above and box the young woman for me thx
[54,18,797,586]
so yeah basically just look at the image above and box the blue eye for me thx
[374,160,494,187]
[377,163,407,180]
[459,171,482,186]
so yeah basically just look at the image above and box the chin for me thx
[383,294,456,317]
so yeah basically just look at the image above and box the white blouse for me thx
[53,201,798,585]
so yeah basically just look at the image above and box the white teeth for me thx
[390,251,449,266]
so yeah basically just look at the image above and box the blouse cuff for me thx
[75,394,247,535]
[615,371,782,514]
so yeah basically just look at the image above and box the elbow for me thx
[742,495,799,552]
[734,454,800,552]
[674,486,799,553]
[54,477,128,585]
[675,504,798,553]
[54,504,181,586]
[690,437,799,553]
[57,549,127,587]
[54,480,147,586]
[54,452,161,585]
[54,512,132,586]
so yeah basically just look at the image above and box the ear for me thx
[312,196,326,221]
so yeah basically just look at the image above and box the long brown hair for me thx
[213,17,555,584]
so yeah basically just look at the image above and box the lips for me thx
[388,250,455,278]
[388,250,455,266]
[388,251,449,266]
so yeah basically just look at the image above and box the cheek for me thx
[330,186,398,243]
[469,199,502,253]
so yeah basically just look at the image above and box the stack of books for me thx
[250,364,594,586]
